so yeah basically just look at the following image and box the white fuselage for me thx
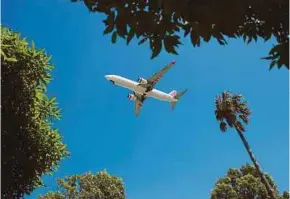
[105,75,177,102]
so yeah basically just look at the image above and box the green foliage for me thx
[38,170,126,199]
[280,191,290,199]
[1,26,69,198]
[211,164,289,199]
[215,91,251,134]
[215,91,277,199]
[72,0,288,69]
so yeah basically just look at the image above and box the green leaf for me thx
[32,40,36,49]
[50,97,57,104]
[1,49,7,58]
[6,57,18,62]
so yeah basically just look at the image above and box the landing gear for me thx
[110,80,115,85]
[145,86,152,93]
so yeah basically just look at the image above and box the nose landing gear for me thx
[110,80,115,85]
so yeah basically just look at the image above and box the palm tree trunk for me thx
[236,129,277,199]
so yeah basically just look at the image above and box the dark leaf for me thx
[253,35,257,42]
[269,44,280,55]
[269,61,276,70]
[220,122,227,132]
[116,15,127,38]
[261,56,274,60]
[138,37,148,45]
[103,24,114,35]
[184,28,191,37]
[264,32,272,42]
[151,38,162,59]
[126,28,135,45]
[164,36,179,55]
[243,35,247,42]
[111,31,117,43]
[217,38,226,45]
[203,34,211,42]
[247,36,252,44]
[190,31,200,47]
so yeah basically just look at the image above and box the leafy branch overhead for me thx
[72,0,288,69]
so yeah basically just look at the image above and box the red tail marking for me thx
[169,90,177,97]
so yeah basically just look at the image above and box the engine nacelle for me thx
[127,94,136,101]
[137,77,147,84]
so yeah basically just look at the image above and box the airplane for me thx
[105,60,187,116]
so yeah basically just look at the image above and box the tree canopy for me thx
[38,170,126,199]
[1,26,69,198]
[211,164,289,199]
[72,0,289,70]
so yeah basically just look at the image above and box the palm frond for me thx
[215,91,250,133]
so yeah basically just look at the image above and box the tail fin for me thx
[170,89,188,110]
[169,90,178,98]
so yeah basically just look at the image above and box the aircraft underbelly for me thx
[134,86,146,94]
[115,78,172,102]
[115,78,138,91]
[147,89,171,102]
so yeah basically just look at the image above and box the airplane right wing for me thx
[133,92,146,117]
[140,60,176,91]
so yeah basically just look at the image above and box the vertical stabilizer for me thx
[169,90,178,98]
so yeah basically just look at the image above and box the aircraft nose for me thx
[105,75,112,80]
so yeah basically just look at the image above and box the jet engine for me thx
[127,94,136,101]
[137,77,147,84]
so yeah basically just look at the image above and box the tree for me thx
[214,91,277,199]
[1,26,69,198]
[211,164,289,199]
[38,170,126,199]
[72,0,288,70]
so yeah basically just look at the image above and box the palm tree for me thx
[215,91,277,199]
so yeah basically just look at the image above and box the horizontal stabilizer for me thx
[170,89,188,110]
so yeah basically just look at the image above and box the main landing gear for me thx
[145,86,153,93]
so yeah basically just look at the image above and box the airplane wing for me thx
[140,61,176,90]
[133,92,146,117]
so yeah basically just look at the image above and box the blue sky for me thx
[2,0,289,198]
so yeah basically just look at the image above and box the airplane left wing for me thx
[140,60,176,90]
